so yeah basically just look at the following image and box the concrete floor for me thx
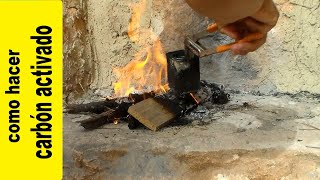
[63,93,320,179]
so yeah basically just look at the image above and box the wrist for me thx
[252,0,279,26]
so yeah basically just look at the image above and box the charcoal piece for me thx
[211,90,230,104]
[201,81,230,104]
[129,92,156,102]
[114,102,133,116]
[127,116,143,129]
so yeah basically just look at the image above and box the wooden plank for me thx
[128,98,181,131]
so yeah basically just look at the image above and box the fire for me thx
[113,0,169,97]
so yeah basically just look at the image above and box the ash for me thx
[175,80,229,124]
[156,80,229,115]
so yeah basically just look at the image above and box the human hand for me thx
[220,0,279,55]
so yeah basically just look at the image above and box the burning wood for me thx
[65,81,229,131]
[65,92,155,130]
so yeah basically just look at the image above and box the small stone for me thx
[243,102,250,107]
[236,128,246,133]
[233,154,240,160]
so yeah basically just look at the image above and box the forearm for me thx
[252,0,279,26]
[186,0,276,26]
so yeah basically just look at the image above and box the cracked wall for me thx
[63,0,320,102]
[272,0,320,93]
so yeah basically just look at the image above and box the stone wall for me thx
[63,0,320,102]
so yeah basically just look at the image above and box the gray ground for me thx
[63,93,320,179]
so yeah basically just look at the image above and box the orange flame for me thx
[113,0,169,97]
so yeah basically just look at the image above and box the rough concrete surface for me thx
[63,0,320,102]
[63,93,320,179]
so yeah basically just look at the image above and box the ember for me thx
[190,93,200,105]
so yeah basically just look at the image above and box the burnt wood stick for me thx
[80,109,116,130]
[79,102,132,130]
[128,92,156,102]
[65,92,156,114]
[65,101,120,114]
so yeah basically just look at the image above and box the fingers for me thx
[220,18,269,40]
[220,17,269,55]
[220,24,242,39]
[231,35,267,55]
[220,20,252,40]
[219,16,272,55]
